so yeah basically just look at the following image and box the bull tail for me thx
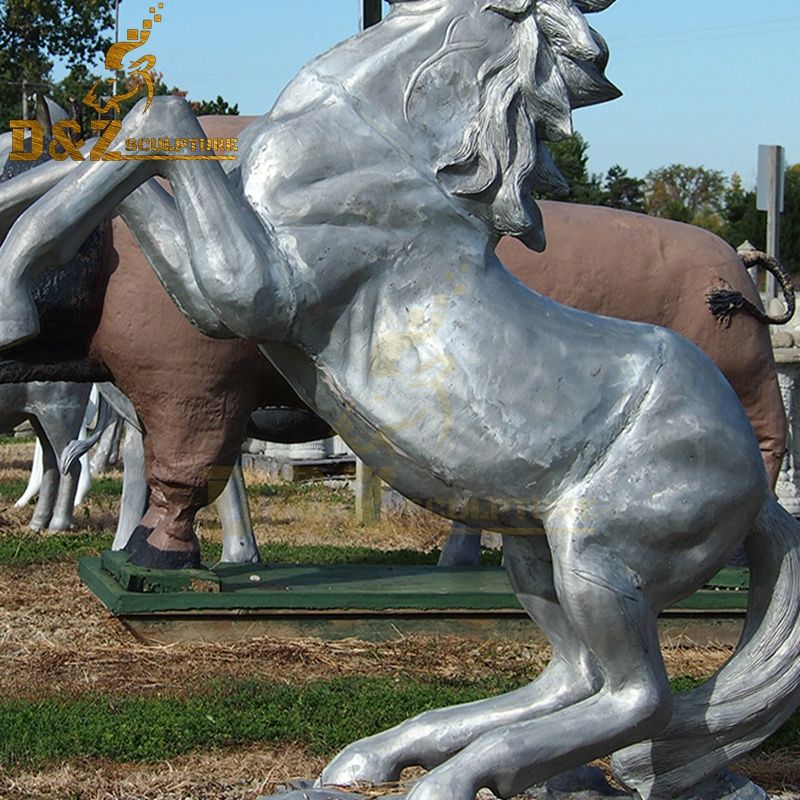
[707,250,795,326]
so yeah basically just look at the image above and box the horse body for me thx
[0,1,797,797]
[500,202,787,486]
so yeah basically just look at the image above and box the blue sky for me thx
[88,0,797,186]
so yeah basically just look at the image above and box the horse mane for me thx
[395,0,619,249]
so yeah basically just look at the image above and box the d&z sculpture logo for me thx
[9,3,237,163]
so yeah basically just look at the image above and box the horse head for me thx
[385,0,620,249]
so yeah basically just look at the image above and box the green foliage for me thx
[781,165,800,273]
[602,164,645,212]
[644,164,727,234]
[0,675,796,768]
[0,0,115,129]
[721,173,766,251]
[191,94,239,116]
[542,132,605,204]
[0,434,29,445]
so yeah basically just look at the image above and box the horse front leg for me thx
[0,96,297,351]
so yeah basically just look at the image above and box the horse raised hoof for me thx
[320,745,397,789]
[124,524,202,570]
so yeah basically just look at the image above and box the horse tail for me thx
[58,391,115,476]
[707,250,795,326]
[613,495,800,798]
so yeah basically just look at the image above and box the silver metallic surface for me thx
[0,2,798,798]
[0,381,90,530]
[217,457,260,564]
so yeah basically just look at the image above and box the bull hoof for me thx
[125,524,202,570]
[122,524,151,554]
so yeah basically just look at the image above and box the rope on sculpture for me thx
[707,251,796,326]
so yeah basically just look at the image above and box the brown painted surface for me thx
[90,115,303,548]
[497,201,786,486]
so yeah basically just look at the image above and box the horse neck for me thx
[310,5,499,178]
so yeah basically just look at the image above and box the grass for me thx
[0,676,515,767]
[0,531,115,565]
[248,481,353,505]
[0,530,495,567]
[0,476,123,501]
[0,478,27,500]
[0,434,33,446]
[2,674,792,770]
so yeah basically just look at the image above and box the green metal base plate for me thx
[79,553,750,644]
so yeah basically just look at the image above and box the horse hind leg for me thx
[613,497,800,799]
[401,514,674,800]
[321,535,602,788]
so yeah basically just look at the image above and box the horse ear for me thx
[575,0,616,12]
[34,92,53,137]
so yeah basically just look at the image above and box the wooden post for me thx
[353,1,384,525]
[361,0,382,29]
[355,458,382,524]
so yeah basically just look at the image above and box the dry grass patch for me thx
[0,743,326,800]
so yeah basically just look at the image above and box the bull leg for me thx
[27,418,58,530]
[217,457,260,564]
[15,437,43,507]
[437,522,482,566]
[35,387,91,530]
[122,431,206,570]
[0,96,296,350]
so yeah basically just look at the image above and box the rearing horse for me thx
[0,1,798,798]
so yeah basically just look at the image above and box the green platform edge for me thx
[79,554,750,616]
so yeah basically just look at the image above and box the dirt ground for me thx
[1,440,799,799]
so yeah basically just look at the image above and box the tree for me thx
[721,173,765,252]
[191,95,239,116]
[540,131,605,205]
[602,164,644,212]
[780,164,800,273]
[0,0,115,127]
[644,164,726,234]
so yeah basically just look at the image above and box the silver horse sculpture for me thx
[0,1,799,798]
